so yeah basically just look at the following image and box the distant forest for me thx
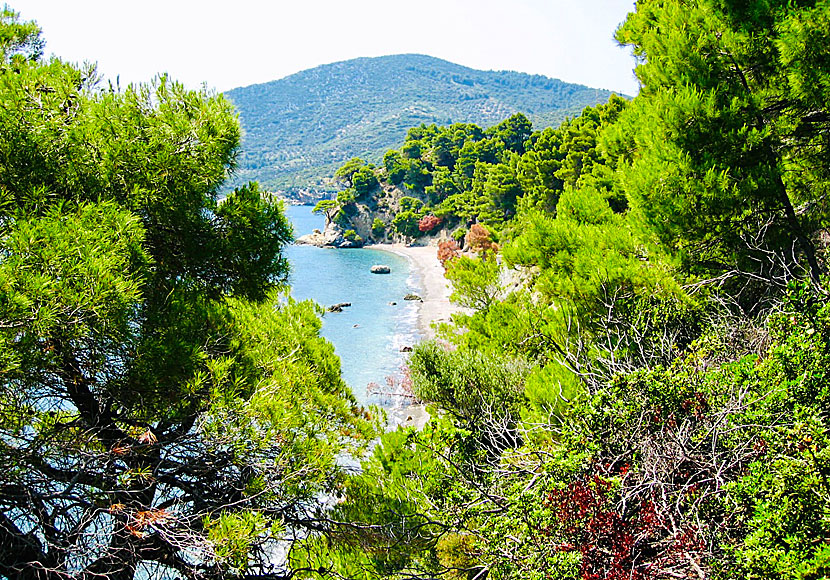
[224,54,618,197]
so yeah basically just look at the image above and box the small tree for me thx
[466,223,498,255]
[437,240,461,270]
[418,214,442,233]
[334,157,367,188]
[312,198,339,222]
[445,252,503,311]
[351,166,379,198]
[392,211,422,239]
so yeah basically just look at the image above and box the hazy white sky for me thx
[17,0,640,95]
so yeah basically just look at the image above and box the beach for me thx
[374,244,468,340]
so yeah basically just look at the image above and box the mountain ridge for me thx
[224,54,624,199]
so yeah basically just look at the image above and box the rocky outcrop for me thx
[370,265,391,274]
[295,221,363,248]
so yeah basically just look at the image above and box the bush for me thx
[418,215,442,233]
[465,223,498,254]
[437,240,460,270]
[336,188,357,207]
[392,211,421,238]
[399,196,423,213]
[408,341,530,453]
[372,218,385,238]
[352,166,379,197]
[343,229,362,243]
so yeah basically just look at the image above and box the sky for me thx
[17,0,640,96]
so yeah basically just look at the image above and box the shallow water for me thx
[283,205,421,408]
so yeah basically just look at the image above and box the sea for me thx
[283,205,422,408]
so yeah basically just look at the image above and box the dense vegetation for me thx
[5,1,830,579]
[0,8,375,580]
[318,96,627,243]
[301,1,830,579]
[224,54,619,198]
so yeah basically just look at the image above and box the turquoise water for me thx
[283,205,421,407]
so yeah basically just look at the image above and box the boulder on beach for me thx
[371,264,391,274]
[403,293,422,301]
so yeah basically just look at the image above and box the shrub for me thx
[372,218,385,238]
[466,223,498,254]
[399,196,423,213]
[392,211,421,239]
[437,240,460,270]
[343,229,362,243]
[418,215,442,233]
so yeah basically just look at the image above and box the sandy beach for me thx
[372,244,467,340]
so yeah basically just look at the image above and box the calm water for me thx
[283,205,421,407]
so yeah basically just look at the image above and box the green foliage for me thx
[0,11,373,579]
[391,210,422,239]
[349,97,629,241]
[399,196,423,213]
[409,341,530,447]
[343,228,362,243]
[312,197,338,218]
[384,150,407,184]
[485,112,533,154]
[372,217,386,237]
[517,95,627,214]
[224,54,618,197]
[403,158,432,191]
[615,0,830,288]
[445,253,502,312]
[336,188,357,207]
[214,182,293,300]
[504,188,683,326]
[0,5,43,63]
[334,157,368,186]
[205,511,278,573]
[352,165,379,197]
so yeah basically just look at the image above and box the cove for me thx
[282,205,421,408]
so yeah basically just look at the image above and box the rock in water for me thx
[296,222,364,248]
[371,265,391,274]
[403,293,422,301]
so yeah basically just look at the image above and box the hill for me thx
[223,54,623,199]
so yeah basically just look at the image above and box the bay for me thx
[282,205,421,408]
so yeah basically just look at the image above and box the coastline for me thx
[371,243,467,341]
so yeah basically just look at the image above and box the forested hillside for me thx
[224,54,618,198]
[313,99,626,246]
[303,1,830,579]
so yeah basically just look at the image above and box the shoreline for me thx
[370,243,463,430]
[371,243,466,341]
